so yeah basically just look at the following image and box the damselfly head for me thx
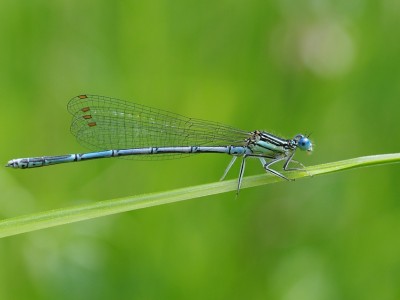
[294,134,313,152]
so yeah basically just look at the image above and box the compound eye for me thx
[298,137,312,151]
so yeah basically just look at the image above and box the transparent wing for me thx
[68,95,249,159]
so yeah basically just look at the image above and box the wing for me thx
[68,95,249,159]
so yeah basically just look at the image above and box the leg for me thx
[220,156,237,181]
[259,157,293,181]
[221,155,247,195]
[236,156,247,194]
[283,153,312,176]
[283,152,296,170]
[284,159,306,170]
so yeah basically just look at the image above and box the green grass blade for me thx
[1,153,399,238]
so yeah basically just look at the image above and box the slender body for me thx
[6,94,313,192]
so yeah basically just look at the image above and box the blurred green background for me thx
[1,0,399,299]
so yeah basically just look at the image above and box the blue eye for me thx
[298,137,312,151]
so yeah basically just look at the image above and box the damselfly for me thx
[6,95,313,192]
